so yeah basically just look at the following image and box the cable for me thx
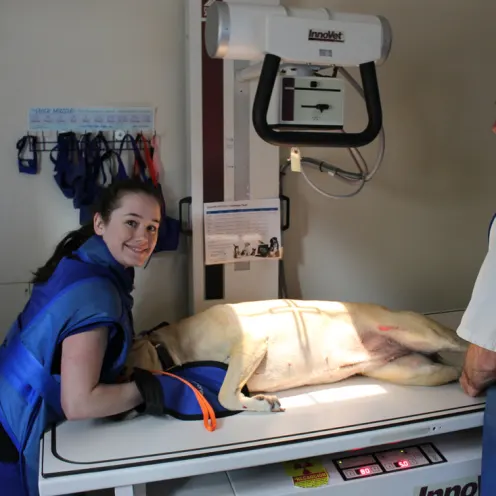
[281,66,386,200]
[278,66,386,296]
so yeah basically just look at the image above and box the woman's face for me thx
[93,192,161,267]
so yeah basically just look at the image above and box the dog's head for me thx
[122,338,163,379]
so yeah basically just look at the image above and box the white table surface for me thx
[40,309,484,494]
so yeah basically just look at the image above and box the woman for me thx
[0,178,170,495]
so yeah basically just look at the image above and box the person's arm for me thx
[455,225,496,396]
[460,343,496,397]
[60,327,144,420]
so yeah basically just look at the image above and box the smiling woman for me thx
[93,189,162,268]
[0,178,165,496]
[32,179,164,282]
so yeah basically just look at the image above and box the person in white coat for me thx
[457,214,496,397]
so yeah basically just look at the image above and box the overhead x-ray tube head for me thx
[204,1,392,148]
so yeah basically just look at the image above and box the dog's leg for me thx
[362,353,461,386]
[375,310,468,354]
[218,335,284,413]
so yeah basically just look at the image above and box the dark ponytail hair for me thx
[31,178,163,284]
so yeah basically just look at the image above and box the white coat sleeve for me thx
[456,215,496,351]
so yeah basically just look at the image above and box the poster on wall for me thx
[203,198,283,265]
[27,106,155,132]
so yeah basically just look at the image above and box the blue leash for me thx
[50,131,131,225]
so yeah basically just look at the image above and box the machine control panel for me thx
[334,442,447,481]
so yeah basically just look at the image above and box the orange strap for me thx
[133,133,159,186]
[150,369,217,432]
[151,134,161,182]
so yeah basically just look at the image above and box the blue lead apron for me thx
[0,461,25,496]
[0,421,25,495]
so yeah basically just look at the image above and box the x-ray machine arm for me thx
[184,0,392,314]
[204,1,392,148]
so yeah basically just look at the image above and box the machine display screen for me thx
[356,466,373,475]
[352,461,409,477]
[334,442,446,481]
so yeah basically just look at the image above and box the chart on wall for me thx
[27,107,155,132]
[203,198,283,265]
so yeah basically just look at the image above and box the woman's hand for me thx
[460,343,496,397]
[60,327,143,420]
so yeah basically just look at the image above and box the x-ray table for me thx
[38,311,485,495]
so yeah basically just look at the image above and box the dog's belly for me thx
[245,323,408,393]
[246,355,369,393]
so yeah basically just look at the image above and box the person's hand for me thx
[460,343,496,397]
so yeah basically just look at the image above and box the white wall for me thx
[280,0,496,313]
[0,0,495,340]
[0,0,188,337]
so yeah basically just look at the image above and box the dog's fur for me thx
[125,299,469,413]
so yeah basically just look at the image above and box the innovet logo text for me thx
[308,29,345,42]
[416,475,480,496]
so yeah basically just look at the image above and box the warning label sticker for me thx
[283,457,330,488]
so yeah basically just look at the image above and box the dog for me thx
[125,299,468,413]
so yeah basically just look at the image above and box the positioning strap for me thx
[152,368,217,432]
[0,333,63,419]
[16,136,38,175]
[138,322,175,370]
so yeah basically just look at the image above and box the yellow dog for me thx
[126,299,468,413]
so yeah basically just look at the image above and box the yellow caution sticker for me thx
[283,457,329,488]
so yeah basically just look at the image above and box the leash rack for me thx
[16,106,159,174]
[15,127,161,225]
[16,106,185,252]
[20,128,156,179]
[16,128,159,184]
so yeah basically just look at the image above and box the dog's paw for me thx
[249,394,285,412]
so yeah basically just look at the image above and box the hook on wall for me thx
[23,129,157,153]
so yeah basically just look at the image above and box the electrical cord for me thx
[280,66,386,200]
[278,66,386,297]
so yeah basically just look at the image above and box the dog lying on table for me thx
[125,299,468,413]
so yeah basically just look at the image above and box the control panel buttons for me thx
[333,442,446,481]
[420,444,443,463]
